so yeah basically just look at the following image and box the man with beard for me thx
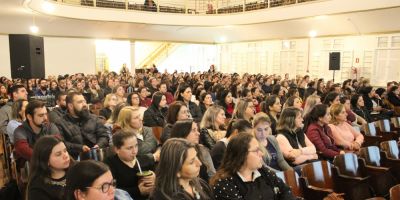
[0,85,28,134]
[14,100,60,164]
[55,92,109,158]
[58,77,67,92]
[49,92,68,123]
[35,78,50,96]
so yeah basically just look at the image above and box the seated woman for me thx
[211,133,295,200]
[387,85,400,107]
[143,92,168,127]
[151,138,213,200]
[232,98,255,123]
[328,104,364,151]
[27,136,72,200]
[65,160,117,200]
[261,95,282,135]
[160,101,189,144]
[339,96,367,126]
[350,94,373,123]
[302,94,321,117]
[252,113,292,172]
[304,104,344,160]
[210,119,253,170]
[199,92,213,115]
[282,96,303,110]
[115,107,159,162]
[105,131,155,200]
[6,99,28,144]
[199,105,227,150]
[170,119,216,181]
[276,107,318,166]
[99,94,117,121]
[127,92,147,117]
[176,83,203,122]
[113,85,126,104]
[216,89,235,118]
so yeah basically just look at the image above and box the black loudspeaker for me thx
[9,34,45,79]
[329,52,340,70]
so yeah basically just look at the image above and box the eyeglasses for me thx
[248,147,262,154]
[86,179,116,193]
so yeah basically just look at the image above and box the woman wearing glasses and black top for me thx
[65,160,118,200]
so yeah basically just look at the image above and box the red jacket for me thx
[306,122,341,159]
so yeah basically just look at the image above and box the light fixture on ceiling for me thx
[42,1,55,13]
[314,15,327,20]
[308,30,317,38]
[283,41,290,48]
[218,36,227,43]
[30,25,39,34]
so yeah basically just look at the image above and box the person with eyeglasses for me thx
[65,160,118,200]
[26,136,73,200]
[211,133,295,200]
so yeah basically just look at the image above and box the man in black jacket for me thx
[55,92,109,158]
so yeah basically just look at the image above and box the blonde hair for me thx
[116,106,140,132]
[303,94,320,117]
[252,112,271,128]
[329,103,345,125]
[103,94,116,108]
[200,105,225,130]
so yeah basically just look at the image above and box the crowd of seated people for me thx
[1,65,400,199]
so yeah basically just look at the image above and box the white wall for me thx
[44,37,96,77]
[0,35,11,78]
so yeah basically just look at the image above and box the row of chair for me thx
[277,139,400,200]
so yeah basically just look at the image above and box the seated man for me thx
[0,84,28,134]
[14,100,60,165]
[48,91,68,123]
[55,92,109,158]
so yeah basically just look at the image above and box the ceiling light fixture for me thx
[42,1,55,13]
[30,25,39,34]
[309,30,317,38]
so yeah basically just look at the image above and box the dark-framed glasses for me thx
[86,179,116,193]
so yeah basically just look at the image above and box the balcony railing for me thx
[55,0,318,15]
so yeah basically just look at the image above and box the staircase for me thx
[137,42,179,69]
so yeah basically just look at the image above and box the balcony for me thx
[55,0,318,15]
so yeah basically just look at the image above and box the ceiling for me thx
[1,0,400,43]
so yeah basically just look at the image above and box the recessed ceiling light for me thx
[309,30,317,38]
[30,25,39,34]
[42,1,55,13]
[219,36,227,43]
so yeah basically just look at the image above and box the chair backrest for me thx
[359,146,382,167]
[391,117,400,128]
[275,169,303,197]
[377,119,392,132]
[79,147,115,162]
[364,123,377,136]
[380,140,400,159]
[333,153,362,177]
[152,126,163,143]
[301,160,334,190]
[390,184,400,200]
[352,126,361,133]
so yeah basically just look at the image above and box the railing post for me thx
[157,0,159,12]
[185,0,188,14]
[94,0,96,7]
[216,0,218,14]
[243,0,246,12]
[125,0,128,10]
[268,0,270,8]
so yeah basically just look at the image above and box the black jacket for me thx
[143,105,167,127]
[200,128,216,150]
[55,113,109,157]
[188,101,203,123]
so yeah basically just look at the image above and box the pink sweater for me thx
[328,122,364,149]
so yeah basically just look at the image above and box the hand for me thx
[93,144,99,149]
[153,149,161,162]
[82,145,91,152]
[339,150,346,155]
[138,180,154,195]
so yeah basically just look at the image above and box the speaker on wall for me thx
[9,34,45,79]
[329,52,340,70]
